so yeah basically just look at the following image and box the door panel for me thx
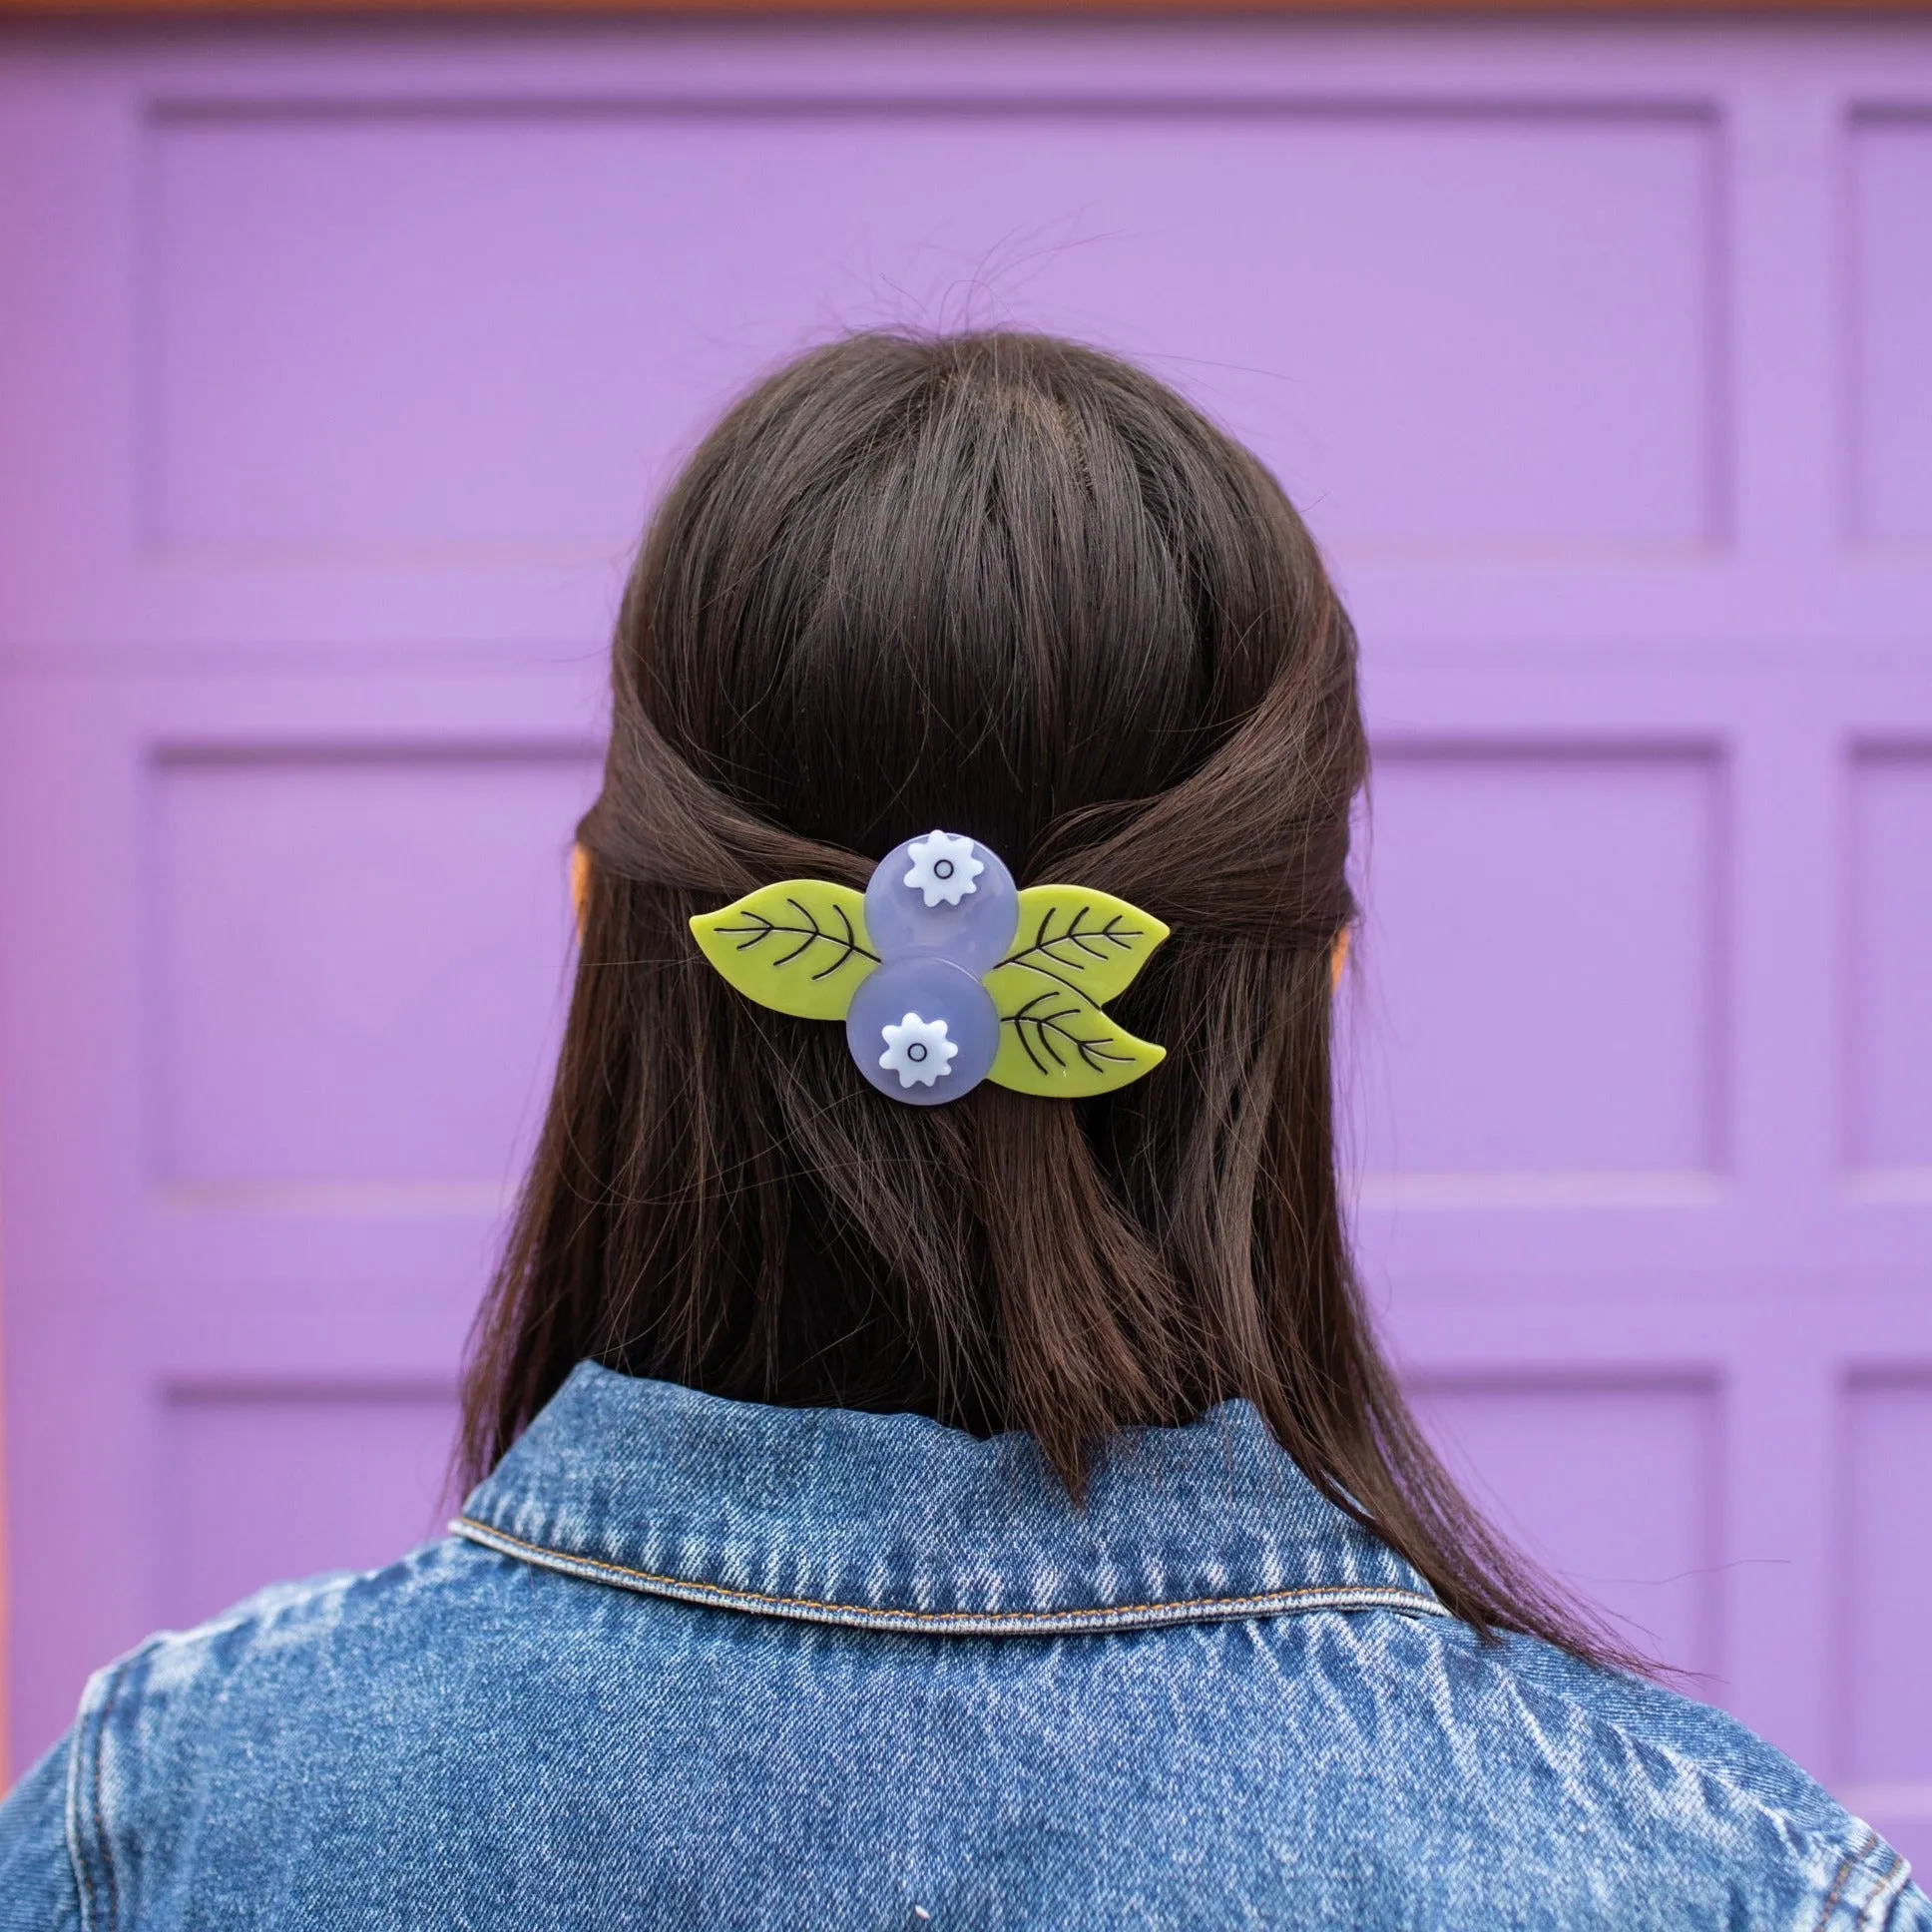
[2,23,1929,1868]
[145,103,1717,556]
[161,1385,459,1633]
[1850,115,1932,543]
[152,746,595,1197]
[1410,1378,1722,1680]
[1353,745,1723,1181]
[1849,750,1932,1179]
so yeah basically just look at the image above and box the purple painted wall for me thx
[1,15,1929,1858]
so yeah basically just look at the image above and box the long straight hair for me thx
[461,329,1635,1670]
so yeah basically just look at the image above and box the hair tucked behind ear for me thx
[460,329,1642,1673]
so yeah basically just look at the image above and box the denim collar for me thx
[454,1361,1444,1638]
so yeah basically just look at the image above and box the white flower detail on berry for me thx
[878,1012,958,1089]
[903,830,983,908]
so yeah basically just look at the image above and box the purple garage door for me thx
[2,15,1930,1853]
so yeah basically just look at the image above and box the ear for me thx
[571,843,591,939]
[1330,926,1351,993]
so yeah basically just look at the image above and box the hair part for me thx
[460,328,1646,1676]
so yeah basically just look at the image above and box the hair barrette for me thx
[691,830,1168,1107]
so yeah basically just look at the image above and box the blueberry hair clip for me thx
[690,830,1168,1106]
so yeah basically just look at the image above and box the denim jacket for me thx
[1,1361,1924,1930]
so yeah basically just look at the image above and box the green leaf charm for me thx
[996,886,1170,1007]
[690,882,878,1021]
[983,962,1167,1099]
[984,885,1169,1097]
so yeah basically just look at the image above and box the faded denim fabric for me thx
[1,1361,1924,1930]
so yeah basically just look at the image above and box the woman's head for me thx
[463,329,1626,1666]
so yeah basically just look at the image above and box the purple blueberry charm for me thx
[862,830,1018,974]
[845,955,1001,1107]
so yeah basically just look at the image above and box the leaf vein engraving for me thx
[1007,991,1139,1074]
[999,904,1148,992]
[716,903,879,973]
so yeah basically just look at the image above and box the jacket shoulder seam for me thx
[1815,1830,1917,1932]
[67,1654,126,1932]
[1812,1832,1870,1932]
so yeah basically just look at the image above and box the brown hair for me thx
[461,328,1633,1668]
